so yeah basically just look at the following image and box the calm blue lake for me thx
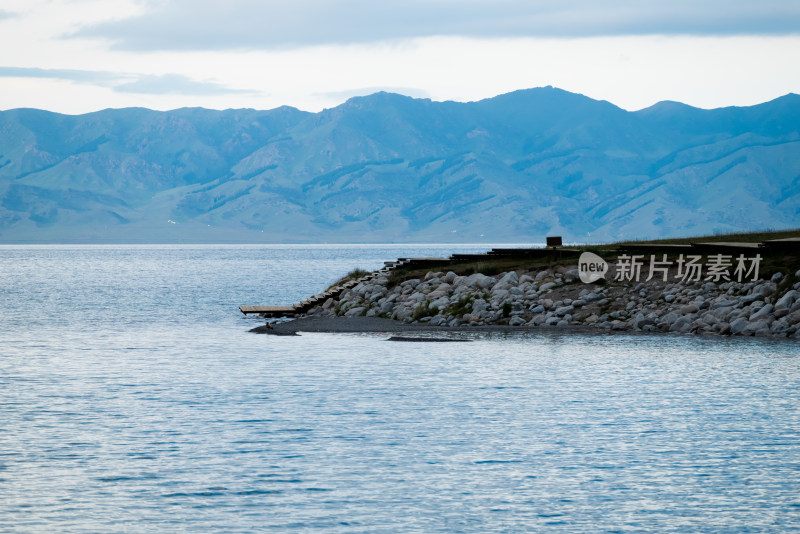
[1,245,799,532]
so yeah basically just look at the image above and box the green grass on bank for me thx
[327,268,370,290]
[382,229,800,289]
[615,228,800,246]
[385,256,588,288]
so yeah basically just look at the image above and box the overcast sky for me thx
[1,0,799,114]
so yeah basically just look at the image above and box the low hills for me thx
[1,87,798,243]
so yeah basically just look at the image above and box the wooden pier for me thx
[239,271,381,318]
[239,305,298,317]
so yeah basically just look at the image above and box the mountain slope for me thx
[0,88,798,243]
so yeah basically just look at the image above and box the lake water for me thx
[1,245,799,533]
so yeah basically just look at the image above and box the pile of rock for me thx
[305,266,800,338]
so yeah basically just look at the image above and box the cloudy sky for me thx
[1,0,799,114]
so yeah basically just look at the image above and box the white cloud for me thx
[0,66,255,96]
[0,1,797,114]
[113,73,257,96]
[71,0,800,51]
[0,66,119,84]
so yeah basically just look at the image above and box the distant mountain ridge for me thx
[1,87,798,243]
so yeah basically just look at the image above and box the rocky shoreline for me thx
[298,266,800,339]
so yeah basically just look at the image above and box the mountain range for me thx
[1,86,798,243]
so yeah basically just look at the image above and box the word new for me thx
[577,252,608,283]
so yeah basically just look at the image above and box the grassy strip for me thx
[327,268,370,290]
[384,230,800,288]
[614,228,800,246]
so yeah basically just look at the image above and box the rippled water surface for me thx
[1,245,799,532]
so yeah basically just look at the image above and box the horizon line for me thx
[1,86,797,117]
